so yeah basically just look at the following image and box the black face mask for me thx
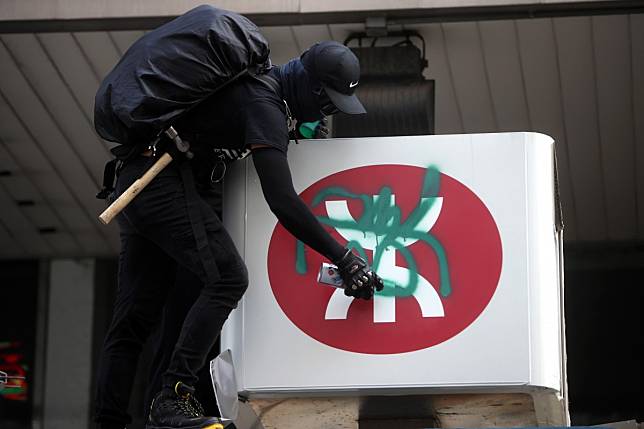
[276,58,333,123]
[315,88,340,116]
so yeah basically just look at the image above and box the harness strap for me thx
[97,143,149,200]
[253,73,298,141]
[179,161,221,285]
[96,158,120,199]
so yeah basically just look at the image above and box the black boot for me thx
[146,381,223,429]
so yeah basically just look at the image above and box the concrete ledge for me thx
[250,397,360,429]
[248,392,568,428]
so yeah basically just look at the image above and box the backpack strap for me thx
[96,158,120,200]
[252,73,298,138]
[96,141,153,199]
[253,73,281,95]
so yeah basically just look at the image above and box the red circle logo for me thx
[267,165,502,354]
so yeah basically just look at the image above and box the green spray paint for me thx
[296,166,452,298]
[296,240,307,274]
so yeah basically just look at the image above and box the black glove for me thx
[334,249,384,300]
[313,117,329,139]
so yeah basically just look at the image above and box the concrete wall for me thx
[43,259,95,429]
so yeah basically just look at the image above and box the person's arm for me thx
[250,145,345,262]
[244,98,383,299]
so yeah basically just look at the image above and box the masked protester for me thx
[94,40,384,429]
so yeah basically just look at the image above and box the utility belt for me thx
[96,132,251,200]
[96,72,283,200]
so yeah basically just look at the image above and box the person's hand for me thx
[313,117,329,139]
[334,250,384,300]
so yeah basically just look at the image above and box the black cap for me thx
[301,41,366,115]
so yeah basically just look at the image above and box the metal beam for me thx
[0,1,643,33]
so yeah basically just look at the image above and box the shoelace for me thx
[189,395,205,416]
[174,394,200,417]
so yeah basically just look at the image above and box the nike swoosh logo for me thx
[349,81,359,88]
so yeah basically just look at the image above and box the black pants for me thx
[94,156,248,426]
[145,182,224,418]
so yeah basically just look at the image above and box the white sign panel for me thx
[222,132,563,395]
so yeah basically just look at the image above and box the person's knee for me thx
[202,252,249,305]
[218,262,248,304]
[235,263,249,296]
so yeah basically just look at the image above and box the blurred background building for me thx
[0,1,642,428]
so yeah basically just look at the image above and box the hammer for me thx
[98,127,192,225]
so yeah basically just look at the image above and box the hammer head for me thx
[164,126,193,159]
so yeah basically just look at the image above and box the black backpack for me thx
[94,4,271,146]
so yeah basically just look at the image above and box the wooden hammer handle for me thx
[99,152,174,225]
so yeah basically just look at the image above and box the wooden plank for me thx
[250,392,567,429]
[592,15,638,240]
[433,394,537,427]
[417,23,464,134]
[631,14,644,240]
[360,418,437,429]
[516,17,578,240]
[478,20,530,131]
[532,390,569,426]
[441,22,497,133]
[554,16,607,241]
[250,397,359,429]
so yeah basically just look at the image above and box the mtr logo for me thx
[267,165,502,354]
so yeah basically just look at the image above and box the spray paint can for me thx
[317,263,344,288]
